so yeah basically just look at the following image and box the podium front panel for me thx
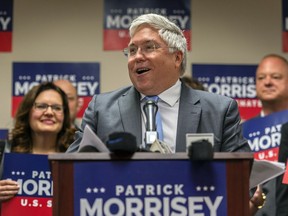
[49,153,252,216]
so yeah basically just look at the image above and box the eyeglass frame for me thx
[123,40,175,57]
[33,102,64,114]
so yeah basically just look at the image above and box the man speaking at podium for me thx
[66,13,264,215]
[67,13,249,154]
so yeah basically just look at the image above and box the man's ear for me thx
[175,51,183,67]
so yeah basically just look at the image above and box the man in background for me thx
[277,122,288,216]
[181,76,206,91]
[253,54,288,216]
[255,54,288,116]
[54,79,83,128]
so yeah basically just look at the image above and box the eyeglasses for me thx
[34,103,64,114]
[123,41,162,57]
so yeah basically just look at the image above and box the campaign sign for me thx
[283,0,288,52]
[0,0,13,52]
[1,153,52,216]
[74,160,227,215]
[104,0,191,50]
[192,64,260,121]
[0,129,8,139]
[12,62,100,117]
[242,110,288,161]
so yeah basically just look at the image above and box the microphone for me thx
[106,132,138,154]
[188,139,213,160]
[143,100,158,146]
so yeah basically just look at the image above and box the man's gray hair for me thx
[129,13,187,75]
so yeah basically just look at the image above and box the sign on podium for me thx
[49,152,253,216]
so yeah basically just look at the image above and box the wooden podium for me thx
[49,152,253,216]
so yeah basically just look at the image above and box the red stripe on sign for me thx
[253,147,279,162]
[283,31,288,52]
[1,196,52,216]
[12,96,23,117]
[0,32,12,52]
[77,96,92,117]
[103,29,130,50]
[183,30,191,51]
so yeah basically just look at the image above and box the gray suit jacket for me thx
[67,83,250,153]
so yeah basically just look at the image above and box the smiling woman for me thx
[0,82,75,202]
[11,82,74,153]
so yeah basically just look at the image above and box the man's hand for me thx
[249,185,266,216]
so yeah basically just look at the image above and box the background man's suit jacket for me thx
[276,122,288,216]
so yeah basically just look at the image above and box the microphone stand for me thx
[143,100,158,149]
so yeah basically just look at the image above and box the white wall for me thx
[0,0,286,129]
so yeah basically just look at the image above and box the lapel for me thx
[118,87,143,146]
[176,84,202,152]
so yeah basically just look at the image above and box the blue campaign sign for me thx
[103,0,191,50]
[192,64,260,121]
[0,0,12,31]
[74,160,227,215]
[1,153,52,216]
[192,64,257,99]
[0,0,13,51]
[12,62,100,118]
[242,110,288,161]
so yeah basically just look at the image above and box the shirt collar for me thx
[140,79,181,106]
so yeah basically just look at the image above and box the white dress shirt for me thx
[141,80,181,152]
